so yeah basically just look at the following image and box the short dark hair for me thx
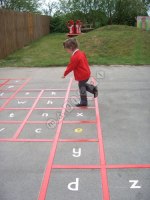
[63,38,79,51]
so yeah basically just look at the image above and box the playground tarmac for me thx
[0,65,150,200]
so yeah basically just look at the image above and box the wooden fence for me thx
[0,9,50,59]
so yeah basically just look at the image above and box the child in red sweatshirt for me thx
[62,38,98,107]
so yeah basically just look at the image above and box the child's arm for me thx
[62,56,78,78]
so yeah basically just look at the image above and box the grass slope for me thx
[0,25,150,67]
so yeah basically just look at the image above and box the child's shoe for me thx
[76,103,88,107]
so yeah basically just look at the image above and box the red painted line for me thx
[0,121,22,124]
[51,164,150,169]
[0,89,64,92]
[0,90,17,92]
[4,108,63,110]
[94,85,110,199]
[10,89,67,91]
[59,139,98,142]
[35,107,95,110]
[53,165,101,169]
[0,79,10,87]
[63,120,96,124]
[4,108,31,110]
[0,78,26,80]
[0,79,31,109]
[13,90,44,139]
[68,96,93,99]
[107,164,150,169]
[27,121,59,124]
[0,139,53,142]
[35,108,63,110]
[38,78,73,200]
[40,97,65,99]
[12,97,65,99]
[2,83,25,86]
[22,120,96,124]
[68,106,95,109]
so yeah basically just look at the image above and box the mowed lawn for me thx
[0,25,150,67]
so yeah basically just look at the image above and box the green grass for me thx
[0,25,150,67]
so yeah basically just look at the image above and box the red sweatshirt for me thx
[64,50,91,81]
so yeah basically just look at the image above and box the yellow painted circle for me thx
[74,128,83,133]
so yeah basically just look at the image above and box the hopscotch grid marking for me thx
[0,78,31,109]
[0,79,10,87]
[94,78,110,200]
[0,78,27,80]
[3,107,95,110]
[0,139,98,143]
[4,108,63,110]
[0,121,22,124]
[0,139,53,142]
[0,120,97,124]
[12,90,44,139]
[38,78,73,200]
[52,164,150,169]
[0,78,150,199]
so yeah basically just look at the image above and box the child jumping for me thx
[62,38,98,107]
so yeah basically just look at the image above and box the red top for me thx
[64,50,91,81]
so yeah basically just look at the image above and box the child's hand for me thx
[61,75,65,79]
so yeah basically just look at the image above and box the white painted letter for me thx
[25,92,30,95]
[0,93,4,97]
[77,113,83,117]
[35,128,42,134]
[0,128,5,132]
[8,85,14,89]
[18,100,26,104]
[129,180,141,189]
[9,113,14,118]
[42,113,49,118]
[51,92,56,96]
[68,178,79,191]
[47,100,53,105]
[72,148,81,157]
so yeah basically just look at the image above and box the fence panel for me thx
[0,9,50,59]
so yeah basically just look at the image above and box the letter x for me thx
[77,113,83,117]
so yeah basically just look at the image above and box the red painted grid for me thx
[38,78,73,200]
[0,79,10,87]
[0,78,31,110]
[0,78,150,200]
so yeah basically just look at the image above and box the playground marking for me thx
[72,148,81,157]
[25,92,30,95]
[42,113,49,118]
[35,128,42,134]
[129,180,141,189]
[74,128,83,133]
[47,100,53,105]
[68,178,79,191]
[8,85,14,89]
[0,128,5,132]
[17,100,26,104]
[0,77,150,200]
[9,113,15,118]
[0,92,4,96]
[51,92,56,96]
[77,112,83,117]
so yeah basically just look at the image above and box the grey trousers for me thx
[78,78,95,104]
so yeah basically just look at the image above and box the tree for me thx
[42,1,58,16]
[0,0,41,13]
[113,0,148,25]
